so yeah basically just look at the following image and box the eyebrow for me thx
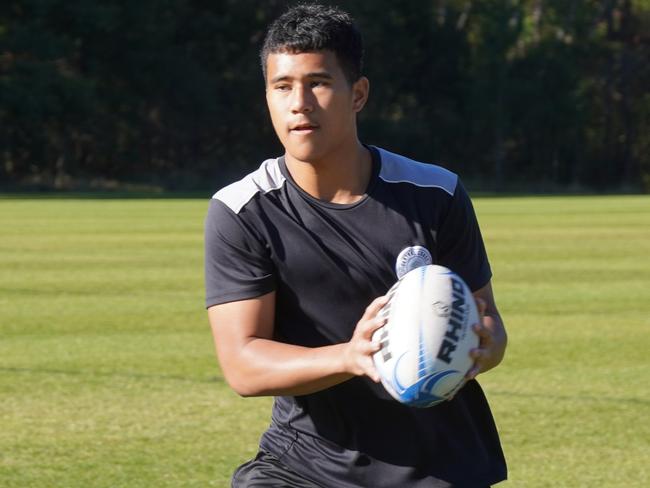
[269,71,334,84]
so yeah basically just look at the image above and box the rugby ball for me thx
[372,265,479,408]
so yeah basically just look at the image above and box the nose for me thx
[290,85,314,114]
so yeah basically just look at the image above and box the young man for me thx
[205,4,507,487]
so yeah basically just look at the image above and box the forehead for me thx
[265,50,344,82]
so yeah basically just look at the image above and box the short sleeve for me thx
[204,199,276,308]
[436,180,492,291]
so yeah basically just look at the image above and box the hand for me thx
[466,297,507,380]
[342,296,388,382]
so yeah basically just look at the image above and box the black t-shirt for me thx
[205,146,507,487]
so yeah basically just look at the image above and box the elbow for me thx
[495,321,508,366]
[223,369,266,397]
[216,342,275,397]
[230,382,259,398]
[497,324,507,348]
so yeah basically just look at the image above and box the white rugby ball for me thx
[372,265,479,407]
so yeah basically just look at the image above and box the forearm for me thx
[481,312,507,372]
[469,282,508,377]
[210,293,385,398]
[223,338,354,397]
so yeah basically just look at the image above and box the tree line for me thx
[1,0,649,192]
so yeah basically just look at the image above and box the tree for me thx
[1,0,648,191]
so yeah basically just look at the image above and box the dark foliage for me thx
[1,0,648,191]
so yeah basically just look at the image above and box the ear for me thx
[351,76,370,113]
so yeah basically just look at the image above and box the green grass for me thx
[477,195,650,486]
[1,195,649,487]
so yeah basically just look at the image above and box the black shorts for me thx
[232,450,322,488]
[232,450,494,487]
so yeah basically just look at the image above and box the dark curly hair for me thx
[260,3,364,84]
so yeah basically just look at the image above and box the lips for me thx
[290,122,319,132]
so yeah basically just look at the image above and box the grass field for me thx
[1,194,649,487]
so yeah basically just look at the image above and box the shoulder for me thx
[374,146,458,197]
[212,157,286,215]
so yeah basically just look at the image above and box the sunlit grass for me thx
[476,195,650,487]
[1,195,648,487]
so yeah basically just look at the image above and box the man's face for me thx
[265,50,368,163]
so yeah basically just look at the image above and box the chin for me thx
[284,142,327,164]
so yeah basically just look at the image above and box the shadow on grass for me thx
[1,366,223,384]
[489,389,650,406]
[4,367,648,406]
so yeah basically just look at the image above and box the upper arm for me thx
[207,291,276,385]
[436,180,492,291]
[205,199,276,308]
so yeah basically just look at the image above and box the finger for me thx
[364,338,382,354]
[359,315,387,339]
[364,359,380,383]
[465,364,480,380]
[472,323,492,341]
[361,295,389,321]
[469,347,484,361]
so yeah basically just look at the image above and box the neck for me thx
[284,141,372,204]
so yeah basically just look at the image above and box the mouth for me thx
[290,123,319,133]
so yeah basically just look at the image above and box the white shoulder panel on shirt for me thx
[213,157,286,214]
[376,147,458,196]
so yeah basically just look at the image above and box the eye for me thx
[310,80,329,88]
[275,84,291,92]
